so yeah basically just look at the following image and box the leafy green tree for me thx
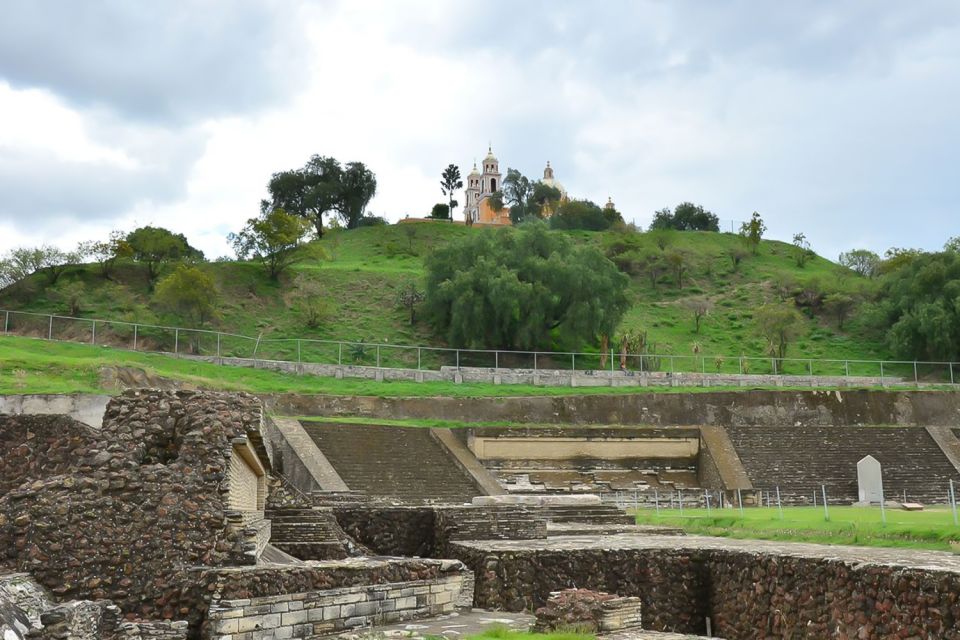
[727,246,747,272]
[228,207,311,279]
[77,230,133,279]
[423,221,629,349]
[880,251,960,360]
[267,155,343,238]
[529,182,563,217]
[154,264,219,326]
[838,249,880,278]
[502,169,533,223]
[0,245,79,287]
[649,202,719,232]
[823,292,856,330]
[792,232,812,268]
[754,303,803,362]
[440,164,462,219]
[126,226,203,285]
[739,211,766,255]
[56,280,87,316]
[665,249,688,289]
[338,162,378,229]
[550,199,622,231]
[945,236,960,253]
[429,203,450,219]
[878,247,922,275]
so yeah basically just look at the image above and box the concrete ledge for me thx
[698,426,752,491]
[0,394,111,428]
[473,494,601,506]
[926,426,960,477]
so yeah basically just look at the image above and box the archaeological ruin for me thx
[3,388,960,639]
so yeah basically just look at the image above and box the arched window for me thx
[490,178,497,192]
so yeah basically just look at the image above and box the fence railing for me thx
[1,308,958,385]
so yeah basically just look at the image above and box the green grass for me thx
[465,628,592,640]
[635,506,960,551]
[0,223,896,376]
[6,334,887,397]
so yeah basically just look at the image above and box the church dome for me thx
[468,162,480,178]
[540,161,566,198]
[483,145,497,163]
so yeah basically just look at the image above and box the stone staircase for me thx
[264,506,353,561]
[726,425,960,504]
[540,504,636,525]
[300,423,484,504]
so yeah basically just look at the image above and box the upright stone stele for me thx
[857,454,884,504]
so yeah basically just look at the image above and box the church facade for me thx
[463,146,567,226]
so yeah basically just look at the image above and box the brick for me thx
[280,610,308,626]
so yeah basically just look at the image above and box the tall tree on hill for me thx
[338,162,378,229]
[126,226,203,287]
[649,202,719,232]
[267,155,343,238]
[228,206,311,280]
[739,211,766,255]
[440,164,462,221]
[502,169,533,224]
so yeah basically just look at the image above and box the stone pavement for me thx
[453,532,960,573]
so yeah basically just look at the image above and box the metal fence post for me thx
[572,353,575,372]
[296,339,301,364]
[495,351,499,371]
[417,347,421,370]
[91,320,96,345]
[654,489,660,515]
[821,485,830,521]
[217,333,222,360]
[737,488,744,518]
[456,350,460,369]
[776,486,783,520]
[174,328,179,355]
[534,352,538,372]
[678,489,683,516]
[133,324,138,351]
[952,363,956,385]
[845,360,849,377]
[738,357,743,375]
[338,343,342,365]
[704,489,711,513]
[48,315,53,340]
[376,345,380,368]
[808,359,813,375]
[610,349,614,372]
[951,480,958,526]
[879,361,884,384]
[3,310,8,334]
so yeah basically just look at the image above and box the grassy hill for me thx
[0,222,888,372]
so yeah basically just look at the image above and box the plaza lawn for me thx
[466,629,592,640]
[635,505,960,551]
[0,335,913,397]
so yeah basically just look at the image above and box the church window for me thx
[490,178,497,192]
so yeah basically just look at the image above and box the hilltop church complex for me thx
[462,146,569,225]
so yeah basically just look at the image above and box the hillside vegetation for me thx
[0,223,888,368]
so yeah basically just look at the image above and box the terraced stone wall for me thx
[449,544,960,638]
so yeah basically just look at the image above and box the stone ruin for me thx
[4,389,960,639]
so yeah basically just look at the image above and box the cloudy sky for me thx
[1,1,958,261]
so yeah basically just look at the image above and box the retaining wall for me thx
[264,389,960,427]
[0,394,110,428]
[449,538,960,638]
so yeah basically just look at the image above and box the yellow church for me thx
[463,146,567,225]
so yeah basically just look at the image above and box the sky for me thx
[0,0,958,262]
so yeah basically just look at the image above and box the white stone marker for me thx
[857,455,884,504]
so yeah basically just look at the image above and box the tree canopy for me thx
[649,202,719,232]
[423,221,630,350]
[125,226,202,285]
[550,199,622,231]
[880,250,960,361]
[228,206,311,279]
[266,155,377,235]
[440,164,462,219]
[154,264,219,326]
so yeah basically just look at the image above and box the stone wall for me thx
[448,542,960,638]
[0,390,268,624]
[0,394,111,428]
[0,415,101,496]
[263,389,960,427]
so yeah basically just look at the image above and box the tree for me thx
[440,164,463,220]
[77,230,133,279]
[649,202,719,232]
[423,221,629,349]
[429,203,450,220]
[550,199,622,231]
[792,232,813,268]
[880,251,960,361]
[338,161,378,229]
[639,251,667,290]
[683,297,713,333]
[154,264,219,326]
[878,247,922,275]
[946,236,960,253]
[823,292,856,330]
[739,211,766,255]
[267,155,343,237]
[290,274,331,329]
[665,249,688,289]
[529,181,563,217]
[754,303,803,362]
[396,282,425,325]
[838,249,880,278]
[228,206,311,279]
[502,169,533,223]
[0,245,79,287]
[56,280,87,316]
[126,226,202,285]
